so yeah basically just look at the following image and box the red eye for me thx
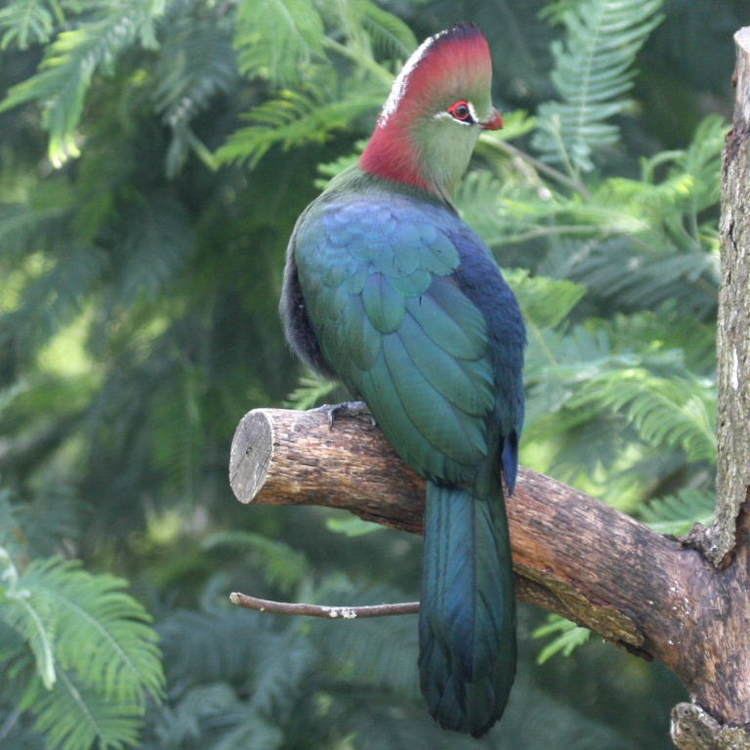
[448,100,474,123]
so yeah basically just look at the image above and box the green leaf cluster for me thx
[0,497,164,750]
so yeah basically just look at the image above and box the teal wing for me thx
[294,196,497,485]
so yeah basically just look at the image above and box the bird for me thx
[280,23,526,737]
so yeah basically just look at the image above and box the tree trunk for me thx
[710,26,750,567]
[666,26,750,750]
[228,28,750,750]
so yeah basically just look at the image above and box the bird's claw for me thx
[316,401,376,430]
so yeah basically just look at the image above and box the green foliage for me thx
[534,0,665,173]
[0,0,62,50]
[638,489,715,535]
[569,369,715,462]
[0,0,733,746]
[0,0,169,166]
[283,371,338,409]
[152,10,238,177]
[215,80,383,167]
[0,539,164,750]
[202,531,309,592]
[23,668,146,750]
[234,0,326,84]
[533,615,591,663]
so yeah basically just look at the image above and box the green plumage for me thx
[420,483,515,737]
[283,165,525,736]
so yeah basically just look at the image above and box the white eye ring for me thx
[434,112,472,125]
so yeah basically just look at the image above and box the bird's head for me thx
[361,24,502,199]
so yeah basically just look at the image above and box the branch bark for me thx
[666,26,750,750]
[228,27,750,749]
[707,26,750,567]
[229,591,419,618]
[231,406,694,653]
[229,405,749,743]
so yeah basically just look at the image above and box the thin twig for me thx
[479,136,591,198]
[230,592,419,619]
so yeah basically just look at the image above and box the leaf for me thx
[0,0,62,50]
[639,489,715,535]
[17,558,164,705]
[533,614,591,663]
[284,371,338,410]
[354,0,416,59]
[23,667,144,750]
[0,547,57,689]
[1,245,107,357]
[115,195,195,307]
[234,0,326,85]
[249,632,316,716]
[202,531,309,591]
[0,0,168,166]
[211,716,283,750]
[325,516,383,538]
[215,81,381,168]
[504,268,586,328]
[533,0,665,173]
[152,14,239,176]
[569,370,716,462]
[158,608,274,685]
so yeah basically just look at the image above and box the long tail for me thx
[418,481,516,738]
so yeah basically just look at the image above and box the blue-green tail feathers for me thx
[419,482,516,738]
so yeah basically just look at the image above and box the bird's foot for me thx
[315,401,376,430]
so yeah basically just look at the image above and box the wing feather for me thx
[294,194,513,485]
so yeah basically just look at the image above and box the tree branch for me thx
[229,591,419,618]
[229,406,749,745]
[231,407,688,661]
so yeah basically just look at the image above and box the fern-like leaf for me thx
[233,0,326,85]
[354,0,416,60]
[533,0,665,172]
[505,268,586,329]
[0,546,57,689]
[0,0,62,50]
[153,14,239,176]
[0,0,169,166]
[1,245,106,357]
[17,558,164,705]
[533,614,591,663]
[115,195,195,308]
[202,531,309,592]
[639,489,715,535]
[23,667,144,750]
[569,369,716,462]
[215,82,381,167]
[283,371,337,409]
[158,608,273,685]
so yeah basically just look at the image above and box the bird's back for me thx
[282,168,524,491]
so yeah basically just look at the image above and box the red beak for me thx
[481,109,504,131]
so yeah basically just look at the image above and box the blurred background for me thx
[0,1,745,748]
